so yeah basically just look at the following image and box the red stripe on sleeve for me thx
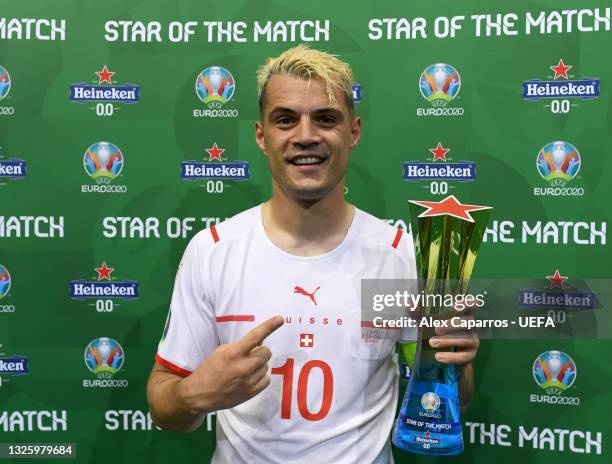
[216,315,255,323]
[155,353,192,377]
[210,225,220,243]
[391,228,403,249]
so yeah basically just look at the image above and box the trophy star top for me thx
[409,195,492,223]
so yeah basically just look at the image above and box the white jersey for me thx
[156,204,417,464]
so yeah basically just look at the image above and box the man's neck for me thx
[261,184,355,257]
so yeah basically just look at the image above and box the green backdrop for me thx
[1,0,610,462]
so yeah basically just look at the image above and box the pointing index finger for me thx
[237,316,284,354]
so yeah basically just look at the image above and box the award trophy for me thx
[392,195,492,456]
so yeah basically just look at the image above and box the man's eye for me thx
[277,117,294,125]
[318,115,336,124]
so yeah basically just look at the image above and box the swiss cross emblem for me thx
[299,333,314,348]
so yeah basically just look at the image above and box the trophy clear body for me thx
[393,197,492,456]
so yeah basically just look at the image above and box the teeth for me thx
[292,157,323,165]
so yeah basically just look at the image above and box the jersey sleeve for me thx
[156,232,219,376]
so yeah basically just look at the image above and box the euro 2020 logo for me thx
[536,141,581,187]
[195,66,235,108]
[83,142,124,185]
[533,350,576,395]
[419,63,461,107]
[84,337,125,379]
[421,392,441,411]
[0,264,11,299]
[0,66,11,100]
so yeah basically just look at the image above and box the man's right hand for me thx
[178,315,285,415]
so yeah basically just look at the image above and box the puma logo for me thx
[294,286,320,306]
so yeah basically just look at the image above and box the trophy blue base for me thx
[392,379,464,456]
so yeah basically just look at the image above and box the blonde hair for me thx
[256,45,354,114]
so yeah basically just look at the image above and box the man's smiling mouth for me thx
[288,155,327,166]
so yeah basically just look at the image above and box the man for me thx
[147,45,478,463]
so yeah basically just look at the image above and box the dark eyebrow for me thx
[267,106,345,121]
[268,107,298,121]
[311,107,344,119]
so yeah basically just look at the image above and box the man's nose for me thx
[292,117,321,146]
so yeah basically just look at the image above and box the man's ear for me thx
[350,116,362,149]
[255,120,268,156]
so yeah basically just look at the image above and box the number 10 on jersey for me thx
[272,358,333,421]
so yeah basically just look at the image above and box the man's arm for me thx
[147,362,206,433]
[457,363,474,414]
[429,317,479,413]
[147,316,284,432]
